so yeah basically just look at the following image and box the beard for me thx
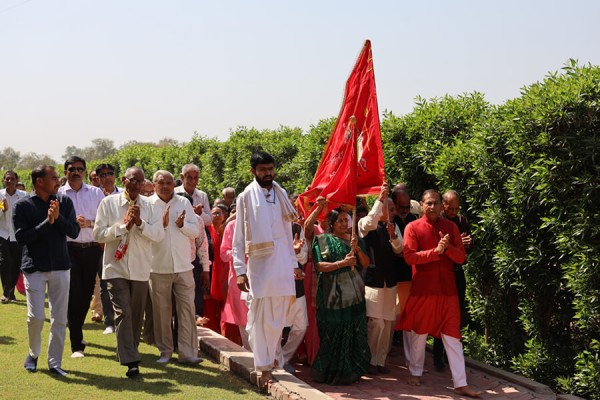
[255,175,274,188]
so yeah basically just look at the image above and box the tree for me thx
[19,152,57,169]
[0,147,21,170]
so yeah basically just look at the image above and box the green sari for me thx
[310,234,370,385]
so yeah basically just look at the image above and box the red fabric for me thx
[398,216,466,339]
[203,298,224,334]
[208,225,228,301]
[16,272,25,295]
[404,216,466,296]
[222,322,243,346]
[298,40,384,218]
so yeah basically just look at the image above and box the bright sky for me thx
[1,0,599,162]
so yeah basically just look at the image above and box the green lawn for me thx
[0,293,266,399]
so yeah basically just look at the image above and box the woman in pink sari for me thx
[220,218,250,349]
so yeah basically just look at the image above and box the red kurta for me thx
[398,215,466,339]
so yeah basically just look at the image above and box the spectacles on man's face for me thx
[99,171,115,178]
[67,167,85,173]
[397,205,411,210]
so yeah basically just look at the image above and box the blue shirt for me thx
[13,193,80,273]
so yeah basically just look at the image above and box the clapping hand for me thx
[436,231,450,254]
[176,210,186,228]
[48,200,59,224]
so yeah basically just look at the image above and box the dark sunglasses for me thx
[67,167,85,173]
[99,171,115,178]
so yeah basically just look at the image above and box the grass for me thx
[0,293,266,400]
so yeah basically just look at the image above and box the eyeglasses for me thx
[397,205,411,210]
[99,171,114,178]
[67,167,85,173]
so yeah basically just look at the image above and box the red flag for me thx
[299,40,384,218]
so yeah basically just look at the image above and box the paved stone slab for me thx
[198,327,572,400]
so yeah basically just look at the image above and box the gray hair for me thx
[153,170,174,183]
[181,164,200,176]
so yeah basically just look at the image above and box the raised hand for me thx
[176,209,186,228]
[379,182,389,201]
[436,231,450,254]
[193,203,203,216]
[162,205,170,228]
[293,233,305,254]
[48,199,59,224]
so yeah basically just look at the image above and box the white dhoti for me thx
[280,295,308,364]
[365,285,397,366]
[246,295,293,371]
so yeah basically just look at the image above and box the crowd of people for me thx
[0,151,480,397]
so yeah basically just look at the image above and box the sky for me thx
[1,0,599,162]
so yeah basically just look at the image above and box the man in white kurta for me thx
[149,170,201,364]
[232,151,301,388]
[93,167,165,378]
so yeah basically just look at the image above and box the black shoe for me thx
[24,354,38,372]
[367,364,379,375]
[126,362,140,378]
[377,365,391,374]
[49,367,68,377]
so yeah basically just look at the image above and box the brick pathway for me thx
[292,348,556,400]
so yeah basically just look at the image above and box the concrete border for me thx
[198,327,333,400]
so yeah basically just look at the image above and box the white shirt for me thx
[93,192,164,281]
[232,184,296,299]
[58,182,105,243]
[0,188,28,241]
[174,185,211,226]
[149,193,200,274]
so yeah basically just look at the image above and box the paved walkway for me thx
[292,348,554,400]
[198,328,570,400]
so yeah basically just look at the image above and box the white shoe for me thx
[156,354,172,363]
[103,326,115,334]
[71,351,85,358]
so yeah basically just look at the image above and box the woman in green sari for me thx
[311,209,371,385]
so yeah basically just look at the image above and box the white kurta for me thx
[232,180,296,371]
[93,193,164,281]
[232,183,296,299]
[149,193,200,274]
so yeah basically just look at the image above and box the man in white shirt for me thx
[233,151,303,390]
[58,156,106,358]
[0,170,27,303]
[93,167,165,378]
[149,170,201,364]
[174,164,211,226]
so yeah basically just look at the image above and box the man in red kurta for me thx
[399,189,480,397]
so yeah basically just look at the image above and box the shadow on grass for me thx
[0,335,16,345]
[65,345,257,396]
[65,357,255,396]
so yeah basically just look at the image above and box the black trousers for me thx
[0,238,22,299]
[67,244,103,352]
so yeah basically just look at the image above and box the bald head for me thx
[442,190,461,218]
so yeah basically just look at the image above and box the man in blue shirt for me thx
[13,165,80,377]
